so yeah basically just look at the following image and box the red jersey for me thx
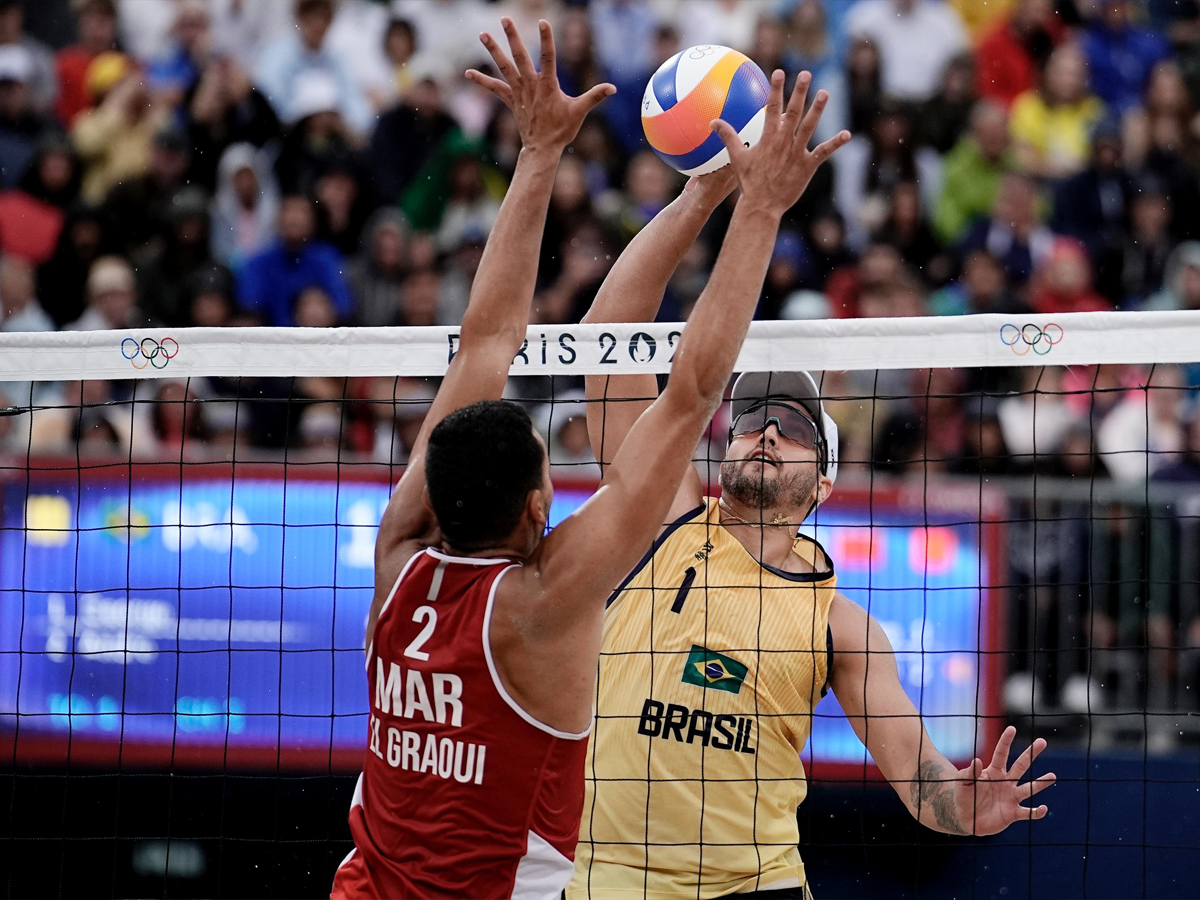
[331,548,590,900]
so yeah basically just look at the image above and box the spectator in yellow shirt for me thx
[1009,43,1104,179]
[71,53,169,202]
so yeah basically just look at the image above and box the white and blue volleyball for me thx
[641,45,771,176]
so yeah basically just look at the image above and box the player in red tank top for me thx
[335,546,592,898]
[332,18,851,898]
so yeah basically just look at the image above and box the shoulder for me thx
[828,591,864,631]
[581,499,709,603]
[791,530,836,580]
[828,592,880,651]
[828,591,899,678]
[640,497,710,553]
[374,536,432,606]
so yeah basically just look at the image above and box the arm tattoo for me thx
[909,759,970,835]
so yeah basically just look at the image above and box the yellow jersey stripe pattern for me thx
[570,498,838,899]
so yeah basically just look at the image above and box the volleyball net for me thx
[2,312,1199,898]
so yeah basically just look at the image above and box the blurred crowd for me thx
[2,0,1200,483]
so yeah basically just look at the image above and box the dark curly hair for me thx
[425,400,546,551]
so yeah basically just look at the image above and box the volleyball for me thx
[641,45,771,176]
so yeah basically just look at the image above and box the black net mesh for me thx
[1,363,1198,898]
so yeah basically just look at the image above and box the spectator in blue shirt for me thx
[1082,0,1170,114]
[589,0,659,84]
[254,0,373,137]
[146,1,211,99]
[588,0,666,153]
[236,193,351,327]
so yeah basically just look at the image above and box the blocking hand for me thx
[954,726,1056,836]
[467,17,615,154]
[709,70,850,218]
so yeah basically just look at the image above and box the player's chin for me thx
[739,458,781,476]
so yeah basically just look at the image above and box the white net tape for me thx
[1,310,1197,382]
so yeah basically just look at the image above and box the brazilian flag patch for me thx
[681,645,748,695]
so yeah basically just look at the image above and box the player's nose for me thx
[762,423,781,446]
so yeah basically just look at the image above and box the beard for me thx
[719,457,817,518]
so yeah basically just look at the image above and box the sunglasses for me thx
[730,402,820,451]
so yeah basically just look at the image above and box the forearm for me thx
[459,145,561,351]
[582,186,722,463]
[584,182,723,325]
[834,597,975,837]
[666,200,778,404]
[399,146,563,470]
[905,747,971,835]
[876,706,973,835]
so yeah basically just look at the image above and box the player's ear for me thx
[525,487,550,535]
[421,484,434,515]
[816,473,832,506]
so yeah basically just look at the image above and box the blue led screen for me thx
[0,475,991,766]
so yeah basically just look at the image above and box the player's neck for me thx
[439,541,525,561]
[717,498,802,570]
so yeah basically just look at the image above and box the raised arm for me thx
[368,18,613,639]
[527,72,849,617]
[828,594,1056,836]
[583,169,736,476]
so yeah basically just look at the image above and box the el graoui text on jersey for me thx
[368,656,487,785]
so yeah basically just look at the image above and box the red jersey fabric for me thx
[331,548,590,900]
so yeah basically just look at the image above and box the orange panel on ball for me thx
[642,50,748,156]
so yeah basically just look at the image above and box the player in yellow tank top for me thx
[569,167,1058,899]
[576,495,836,897]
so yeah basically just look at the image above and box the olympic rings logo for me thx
[121,336,179,369]
[687,45,716,59]
[1000,323,1063,356]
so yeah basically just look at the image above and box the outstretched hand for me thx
[466,17,615,154]
[709,69,850,218]
[953,726,1056,836]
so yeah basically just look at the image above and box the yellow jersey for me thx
[569,497,837,899]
